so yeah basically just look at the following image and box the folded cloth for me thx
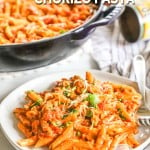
[91,21,150,88]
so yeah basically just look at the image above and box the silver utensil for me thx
[133,55,150,126]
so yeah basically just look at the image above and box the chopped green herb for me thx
[59,124,66,128]
[63,91,70,97]
[58,101,65,105]
[72,109,78,113]
[117,108,126,120]
[63,86,76,98]
[65,121,72,127]
[118,98,123,102]
[67,108,78,113]
[92,82,96,85]
[76,131,81,137]
[62,108,78,119]
[30,98,43,108]
[60,30,66,34]
[72,86,76,91]
[51,121,61,127]
[117,108,122,113]
[60,122,72,128]
[119,113,126,120]
[82,88,87,94]
[48,106,53,110]
[82,99,87,102]
[85,110,93,118]
[87,94,100,107]
[62,114,69,119]
[66,85,70,89]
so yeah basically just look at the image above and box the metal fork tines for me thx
[138,108,150,126]
[133,55,150,126]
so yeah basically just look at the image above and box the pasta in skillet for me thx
[14,72,141,150]
[0,0,97,44]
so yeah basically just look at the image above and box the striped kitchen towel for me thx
[91,21,150,88]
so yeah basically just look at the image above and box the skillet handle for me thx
[72,5,125,40]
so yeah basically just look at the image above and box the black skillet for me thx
[0,2,125,72]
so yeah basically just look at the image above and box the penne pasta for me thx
[14,72,141,150]
[109,133,128,150]
[53,139,74,150]
[17,122,32,138]
[96,126,107,148]
[18,136,37,146]
[35,136,53,148]
[0,0,97,44]
[50,124,74,149]
[73,139,93,150]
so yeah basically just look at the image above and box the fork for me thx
[133,55,150,126]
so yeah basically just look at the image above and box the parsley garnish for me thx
[85,110,93,118]
[60,30,66,34]
[117,108,126,120]
[63,91,70,97]
[59,122,72,128]
[30,98,43,108]
[62,114,69,119]
[118,98,123,102]
[67,108,78,113]
[86,94,100,108]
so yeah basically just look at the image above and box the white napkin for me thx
[91,21,150,88]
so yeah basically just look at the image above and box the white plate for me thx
[0,70,150,150]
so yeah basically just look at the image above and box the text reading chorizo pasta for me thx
[35,0,99,5]
[14,72,141,150]
[0,0,97,44]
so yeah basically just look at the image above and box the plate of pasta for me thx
[0,70,150,150]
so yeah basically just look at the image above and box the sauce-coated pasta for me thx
[0,0,97,44]
[14,72,141,150]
